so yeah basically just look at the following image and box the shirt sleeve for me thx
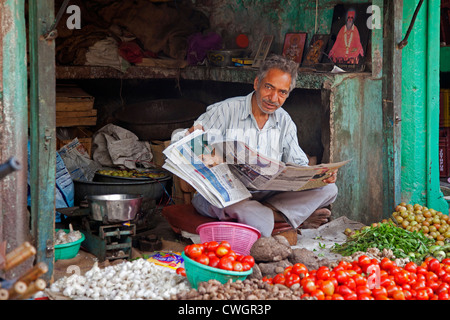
[281,118,309,166]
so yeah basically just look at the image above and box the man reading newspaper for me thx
[170,54,338,237]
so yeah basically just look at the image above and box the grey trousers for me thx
[191,183,338,237]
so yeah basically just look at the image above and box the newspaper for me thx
[163,130,350,208]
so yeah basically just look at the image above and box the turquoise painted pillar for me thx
[0,1,30,279]
[401,0,448,213]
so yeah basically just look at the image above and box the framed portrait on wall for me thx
[323,3,372,71]
[252,35,274,68]
[281,32,307,64]
[302,34,330,67]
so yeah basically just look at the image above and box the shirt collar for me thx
[243,91,280,128]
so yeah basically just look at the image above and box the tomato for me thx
[206,241,219,252]
[353,274,367,287]
[292,263,308,276]
[283,266,293,276]
[436,282,450,295]
[358,294,373,300]
[380,257,395,271]
[416,289,429,300]
[426,271,438,283]
[331,293,345,300]
[355,285,371,297]
[416,266,428,276]
[320,280,335,296]
[375,294,389,300]
[195,254,210,265]
[441,273,450,284]
[344,292,358,300]
[372,286,388,299]
[186,244,203,259]
[241,262,251,271]
[218,257,234,270]
[442,258,450,266]
[394,270,410,286]
[285,273,301,288]
[357,255,371,269]
[316,266,331,280]
[403,290,413,300]
[392,290,405,300]
[232,261,243,272]
[337,285,353,297]
[428,258,441,273]
[219,241,231,250]
[311,289,325,300]
[386,284,401,297]
[208,256,220,268]
[215,245,230,258]
[344,277,356,290]
[412,279,426,291]
[273,273,286,285]
[176,267,186,276]
[241,255,255,268]
[206,251,217,260]
[335,270,348,284]
[438,292,450,300]
[302,280,317,294]
[404,261,418,274]
[262,276,273,284]
[380,276,394,288]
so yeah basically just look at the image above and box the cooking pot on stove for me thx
[86,193,143,224]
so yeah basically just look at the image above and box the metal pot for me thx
[86,194,143,224]
[73,175,171,206]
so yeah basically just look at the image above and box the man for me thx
[328,8,364,64]
[171,54,338,237]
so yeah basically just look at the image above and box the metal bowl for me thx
[86,194,143,224]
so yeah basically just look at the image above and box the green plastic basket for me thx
[54,229,85,261]
[181,252,252,289]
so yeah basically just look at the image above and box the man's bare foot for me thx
[300,208,331,229]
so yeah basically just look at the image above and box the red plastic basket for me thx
[196,222,261,256]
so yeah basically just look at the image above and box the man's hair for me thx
[256,54,299,92]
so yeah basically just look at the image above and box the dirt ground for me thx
[53,213,191,282]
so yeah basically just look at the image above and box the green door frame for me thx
[401,0,448,213]
[28,0,56,282]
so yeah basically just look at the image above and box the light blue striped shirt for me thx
[172,92,309,166]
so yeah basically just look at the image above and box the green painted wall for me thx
[401,0,448,213]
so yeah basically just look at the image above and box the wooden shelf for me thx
[55,65,372,90]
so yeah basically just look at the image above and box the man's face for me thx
[253,68,291,114]
[346,11,355,28]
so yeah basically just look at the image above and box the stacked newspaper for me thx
[163,130,349,208]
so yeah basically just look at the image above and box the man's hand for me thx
[187,124,204,135]
[323,169,338,184]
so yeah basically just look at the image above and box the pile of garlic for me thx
[50,258,191,300]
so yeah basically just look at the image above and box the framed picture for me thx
[324,3,372,71]
[282,32,307,64]
[252,35,274,68]
[302,34,330,67]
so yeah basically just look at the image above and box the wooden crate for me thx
[56,84,97,127]
[56,127,93,157]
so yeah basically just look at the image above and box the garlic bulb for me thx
[51,258,190,300]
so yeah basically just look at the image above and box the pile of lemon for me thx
[97,169,166,179]
[392,202,450,246]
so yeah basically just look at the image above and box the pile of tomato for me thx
[179,241,255,274]
[262,256,450,300]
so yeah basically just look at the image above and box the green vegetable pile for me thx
[332,222,435,260]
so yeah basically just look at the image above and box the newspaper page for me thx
[213,139,350,192]
[163,130,251,208]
